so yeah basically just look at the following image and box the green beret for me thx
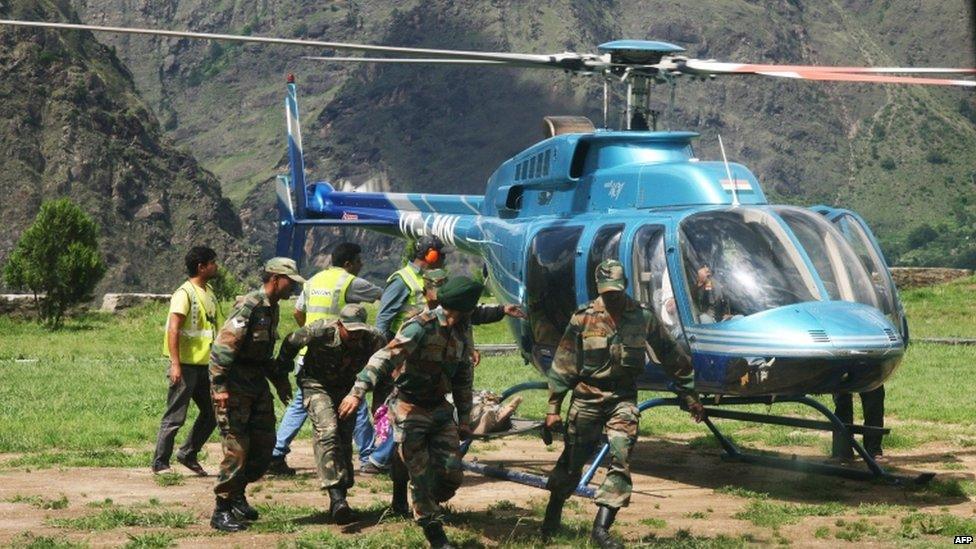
[437,276,483,313]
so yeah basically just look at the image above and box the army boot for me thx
[230,495,259,521]
[210,498,247,532]
[390,453,411,517]
[328,488,352,524]
[421,520,455,549]
[590,505,622,549]
[540,495,565,540]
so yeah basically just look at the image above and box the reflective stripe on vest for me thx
[301,267,355,355]
[387,266,425,335]
[162,281,218,365]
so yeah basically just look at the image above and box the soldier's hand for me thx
[168,363,183,386]
[503,304,527,319]
[544,413,563,430]
[470,349,482,368]
[687,400,706,423]
[458,423,473,441]
[338,395,361,419]
[212,391,230,410]
[273,378,292,405]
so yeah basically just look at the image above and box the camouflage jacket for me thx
[350,306,475,424]
[209,288,282,395]
[277,319,386,396]
[546,294,694,415]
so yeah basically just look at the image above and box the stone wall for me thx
[890,267,973,290]
[100,293,170,313]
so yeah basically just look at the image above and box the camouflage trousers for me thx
[546,397,639,508]
[391,398,463,524]
[301,381,356,490]
[212,388,276,500]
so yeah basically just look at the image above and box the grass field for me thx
[0,280,973,546]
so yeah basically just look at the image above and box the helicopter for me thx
[3,18,973,490]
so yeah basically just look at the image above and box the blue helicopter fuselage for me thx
[278,81,906,397]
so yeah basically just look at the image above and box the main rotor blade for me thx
[0,19,583,68]
[303,56,518,66]
[754,70,975,87]
[684,60,976,75]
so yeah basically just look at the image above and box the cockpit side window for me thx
[832,215,897,317]
[679,209,820,323]
[586,224,623,299]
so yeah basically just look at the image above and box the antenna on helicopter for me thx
[718,135,740,207]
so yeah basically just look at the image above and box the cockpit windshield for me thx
[775,207,880,308]
[679,208,821,323]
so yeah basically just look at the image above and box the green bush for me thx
[210,265,245,301]
[3,199,106,328]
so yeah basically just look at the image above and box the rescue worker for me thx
[153,246,221,476]
[338,276,484,549]
[541,259,705,548]
[357,236,449,475]
[274,304,385,523]
[208,257,304,532]
[269,242,382,476]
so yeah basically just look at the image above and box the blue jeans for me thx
[272,384,307,458]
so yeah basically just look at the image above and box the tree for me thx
[210,265,245,302]
[3,199,106,328]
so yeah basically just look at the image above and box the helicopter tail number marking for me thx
[398,212,461,245]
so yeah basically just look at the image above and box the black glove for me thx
[272,376,292,405]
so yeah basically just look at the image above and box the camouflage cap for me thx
[264,257,306,284]
[595,259,627,293]
[423,268,449,287]
[338,304,370,331]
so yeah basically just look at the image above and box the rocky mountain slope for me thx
[8,1,976,282]
[0,0,255,293]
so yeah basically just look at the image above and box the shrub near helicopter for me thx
[3,18,974,491]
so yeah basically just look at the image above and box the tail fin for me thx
[275,75,310,266]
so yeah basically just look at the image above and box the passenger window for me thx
[543,150,551,176]
[527,226,583,349]
[528,157,536,179]
[586,224,623,299]
[515,164,522,180]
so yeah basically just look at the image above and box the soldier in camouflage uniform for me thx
[208,257,305,532]
[338,276,485,549]
[541,259,704,549]
[275,304,385,523]
[382,269,526,517]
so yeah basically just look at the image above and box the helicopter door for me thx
[826,212,906,339]
[632,225,692,370]
[585,224,624,300]
[526,225,584,367]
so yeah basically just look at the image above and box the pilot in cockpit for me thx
[691,263,733,323]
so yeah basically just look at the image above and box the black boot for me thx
[540,495,565,540]
[266,456,296,476]
[230,495,259,521]
[390,452,410,517]
[210,498,248,532]
[328,487,352,524]
[590,505,621,549]
[421,520,454,549]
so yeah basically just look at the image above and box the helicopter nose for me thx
[686,301,903,395]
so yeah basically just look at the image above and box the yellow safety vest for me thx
[388,265,425,335]
[298,267,355,356]
[162,281,220,365]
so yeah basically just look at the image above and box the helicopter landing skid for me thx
[460,388,933,500]
[639,395,935,486]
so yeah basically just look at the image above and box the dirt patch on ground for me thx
[0,436,973,547]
